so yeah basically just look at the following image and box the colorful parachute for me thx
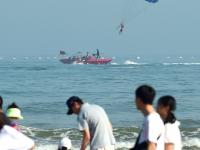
[145,0,159,3]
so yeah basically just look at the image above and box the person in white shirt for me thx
[0,110,35,150]
[131,85,165,150]
[157,96,182,150]
[66,96,115,150]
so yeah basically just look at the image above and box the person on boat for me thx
[96,49,100,59]
[86,52,89,57]
[66,96,115,150]
[157,96,182,150]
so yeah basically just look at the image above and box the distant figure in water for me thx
[118,22,124,34]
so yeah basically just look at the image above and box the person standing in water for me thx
[157,96,182,150]
[66,96,115,150]
[131,85,165,150]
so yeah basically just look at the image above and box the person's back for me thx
[0,125,35,150]
[164,121,182,150]
[0,114,35,150]
[78,103,115,150]
[157,96,182,150]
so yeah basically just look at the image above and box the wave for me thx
[163,62,200,66]
[183,137,200,149]
[20,126,200,150]
[124,60,138,65]
[35,142,135,150]
[111,62,118,65]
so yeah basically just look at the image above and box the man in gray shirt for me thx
[66,96,115,150]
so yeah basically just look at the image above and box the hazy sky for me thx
[0,0,200,59]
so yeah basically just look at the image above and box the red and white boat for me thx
[59,50,112,64]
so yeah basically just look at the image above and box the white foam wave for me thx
[35,141,135,150]
[163,62,200,65]
[35,144,57,150]
[124,60,138,65]
[183,137,200,148]
[111,62,118,65]
[35,139,200,150]
[136,56,140,59]
[22,126,200,149]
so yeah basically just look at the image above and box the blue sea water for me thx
[0,57,199,150]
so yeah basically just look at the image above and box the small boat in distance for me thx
[59,49,112,64]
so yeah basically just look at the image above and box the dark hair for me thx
[0,96,3,109]
[0,116,5,129]
[0,113,11,130]
[66,96,83,107]
[135,85,156,104]
[158,95,177,124]
[7,102,20,110]
[66,96,83,115]
[58,147,68,150]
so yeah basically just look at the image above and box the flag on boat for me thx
[60,50,66,55]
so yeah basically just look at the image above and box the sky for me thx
[0,0,200,60]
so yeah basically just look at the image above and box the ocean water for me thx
[0,57,199,150]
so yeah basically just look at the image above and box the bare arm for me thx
[29,145,35,150]
[165,143,174,150]
[148,142,156,150]
[80,128,90,150]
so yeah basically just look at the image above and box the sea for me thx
[0,56,199,150]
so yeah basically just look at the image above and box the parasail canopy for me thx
[145,0,159,3]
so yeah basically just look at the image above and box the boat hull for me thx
[59,57,112,64]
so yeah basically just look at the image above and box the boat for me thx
[59,49,112,64]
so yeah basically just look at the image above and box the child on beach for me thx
[58,137,72,150]
[6,102,23,131]
[131,85,165,150]
[157,96,182,150]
